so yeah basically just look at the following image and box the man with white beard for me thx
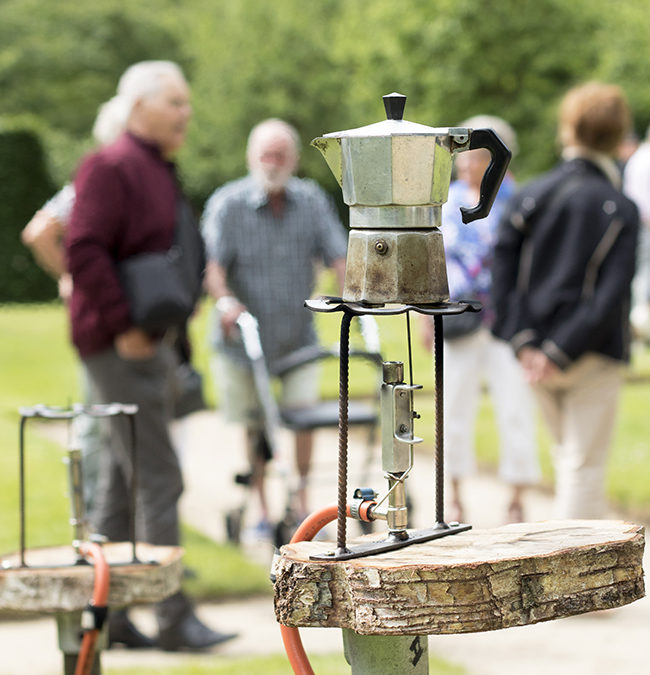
[202,119,347,536]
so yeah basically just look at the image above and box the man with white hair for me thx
[65,61,233,651]
[202,119,347,537]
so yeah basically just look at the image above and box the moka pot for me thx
[311,93,511,305]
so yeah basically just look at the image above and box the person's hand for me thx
[533,352,560,383]
[114,328,156,360]
[517,346,537,375]
[518,346,559,384]
[58,273,73,302]
[216,296,246,339]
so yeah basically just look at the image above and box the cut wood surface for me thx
[0,542,183,614]
[274,520,645,635]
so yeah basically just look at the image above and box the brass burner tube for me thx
[65,448,88,552]
[381,361,411,539]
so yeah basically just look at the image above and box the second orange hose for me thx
[74,541,110,675]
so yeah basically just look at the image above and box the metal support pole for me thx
[433,314,445,526]
[127,412,139,563]
[336,311,353,555]
[57,611,105,675]
[342,629,429,674]
[18,415,27,567]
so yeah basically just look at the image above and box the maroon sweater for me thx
[65,132,179,357]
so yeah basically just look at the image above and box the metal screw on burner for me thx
[374,239,388,255]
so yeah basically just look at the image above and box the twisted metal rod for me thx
[19,416,27,567]
[433,314,445,525]
[128,414,139,563]
[336,311,353,554]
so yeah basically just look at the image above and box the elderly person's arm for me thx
[201,185,252,339]
[21,210,66,279]
[203,260,247,338]
[309,181,348,295]
[22,210,74,301]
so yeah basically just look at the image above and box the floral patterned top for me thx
[442,174,515,326]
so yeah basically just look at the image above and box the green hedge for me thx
[0,130,58,302]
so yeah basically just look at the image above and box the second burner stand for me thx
[17,403,142,568]
[306,297,480,556]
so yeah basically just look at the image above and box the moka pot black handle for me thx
[459,128,512,224]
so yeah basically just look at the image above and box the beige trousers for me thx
[443,328,540,486]
[533,353,623,519]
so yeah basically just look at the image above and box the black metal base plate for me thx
[305,296,481,317]
[309,522,472,561]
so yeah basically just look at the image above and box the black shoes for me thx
[158,610,237,652]
[109,595,236,652]
[108,610,156,649]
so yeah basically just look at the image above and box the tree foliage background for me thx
[2,0,650,300]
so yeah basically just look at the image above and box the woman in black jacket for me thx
[492,82,639,519]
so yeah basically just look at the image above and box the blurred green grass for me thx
[106,654,350,675]
[106,651,466,675]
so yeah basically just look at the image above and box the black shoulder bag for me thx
[118,198,205,333]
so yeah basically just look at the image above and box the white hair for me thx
[114,60,186,123]
[246,118,301,159]
[461,115,519,157]
[91,96,129,145]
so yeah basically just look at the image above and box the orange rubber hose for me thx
[280,504,351,675]
[74,542,110,675]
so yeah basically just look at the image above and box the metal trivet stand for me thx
[306,296,479,561]
[8,403,147,569]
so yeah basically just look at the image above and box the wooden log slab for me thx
[0,542,183,615]
[274,520,644,635]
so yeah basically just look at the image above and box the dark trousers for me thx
[82,343,183,547]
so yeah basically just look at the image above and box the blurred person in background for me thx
[21,98,127,516]
[421,116,540,524]
[492,82,639,520]
[201,119,347,538]
[65,60,234,651]
[623,124,650,343]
